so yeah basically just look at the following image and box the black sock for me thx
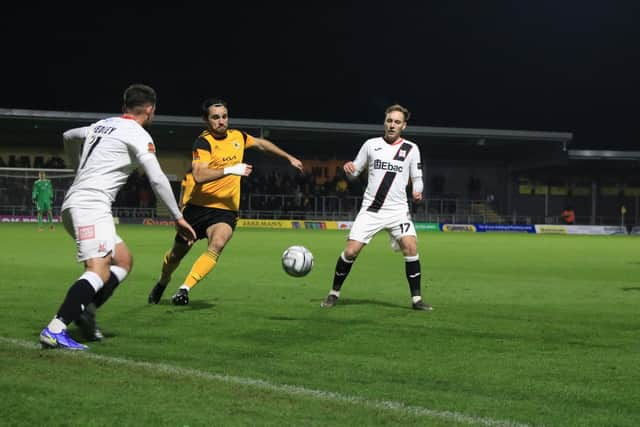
[405,259,422,297]
[56,279,97,325]
[93,272,120,308]
[332,254,354,291]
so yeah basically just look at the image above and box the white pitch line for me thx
[1,336,532,427]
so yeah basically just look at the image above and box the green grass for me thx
[1,223,639,426]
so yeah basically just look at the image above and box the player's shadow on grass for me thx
[621,287,640,291]
[327,298,406,310]
[155,300,215,310]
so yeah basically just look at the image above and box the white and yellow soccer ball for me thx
[281,245,314,277]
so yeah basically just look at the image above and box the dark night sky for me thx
[2,3,639,149]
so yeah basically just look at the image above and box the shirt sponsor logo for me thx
[373,159,403,173]
[78,225,95,240]
[223,155,238,162]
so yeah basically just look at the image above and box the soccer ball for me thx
[281,245,314,277]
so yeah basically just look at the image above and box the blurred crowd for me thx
[0,164,371,213]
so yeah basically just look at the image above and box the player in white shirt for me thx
[321,104,432,311]
[39,84,196,350]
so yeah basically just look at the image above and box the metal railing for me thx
[0,194,636,227]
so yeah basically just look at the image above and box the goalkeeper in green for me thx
[32,171,54,231]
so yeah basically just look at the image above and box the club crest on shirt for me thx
[397,149,407,160]
[98,241,107,253]
[233,141,241,150]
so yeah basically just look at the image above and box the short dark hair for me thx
[201,98,228,119]
[123,84,157,112]
[385,104,411,122]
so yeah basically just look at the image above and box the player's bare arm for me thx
[343,161,357,175]
[252,138,303,172]
[191,160,252,184]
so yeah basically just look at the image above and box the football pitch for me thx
[1,223,638,426]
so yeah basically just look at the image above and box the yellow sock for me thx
[159,251,181,284]
[184,249,219,289]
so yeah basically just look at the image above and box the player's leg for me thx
[39,208,115,349]
[148,238,192,304]
[36,207,43,231]
[76,239,132,340]
[172,220,233,305]
[322,211,378,308]
[93,238,132,308]
[395,223,432,312]
[47,207,54,230]
[40,254,112,350]
[321,239,365,308]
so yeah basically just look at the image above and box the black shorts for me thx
[176,204,238,243]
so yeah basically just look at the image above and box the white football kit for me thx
[348,137,423,246]
[62,115,181,261]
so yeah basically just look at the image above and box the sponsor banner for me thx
[140,218,175,226]
[535,224,628,235]
[291,220,339,230]
[336,221,353,230]
[0,215,61,223]
[475,224,536,233]
[534,225,568,234]
[566,225,628,235]
[238,219,293,229]
[109,218,346,230]
[415,222,440,232]
[631,226,640,235]
[441,224,477,232]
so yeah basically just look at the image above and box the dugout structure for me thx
[2,108,636,226]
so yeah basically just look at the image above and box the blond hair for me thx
[385,104,411,122]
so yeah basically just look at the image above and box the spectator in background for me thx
[561,206,575,225]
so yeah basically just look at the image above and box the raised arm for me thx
[251,137,303,172]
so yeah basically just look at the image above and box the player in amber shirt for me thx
[148,98,303,305]
[179,169,195,210]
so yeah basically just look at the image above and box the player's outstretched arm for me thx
[252,138,303,172]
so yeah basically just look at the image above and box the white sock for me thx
[47,317,67,333]
[110,265,128,283]
[412,295,422,304]
[329,290,340,297]
[179,285,190,291]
